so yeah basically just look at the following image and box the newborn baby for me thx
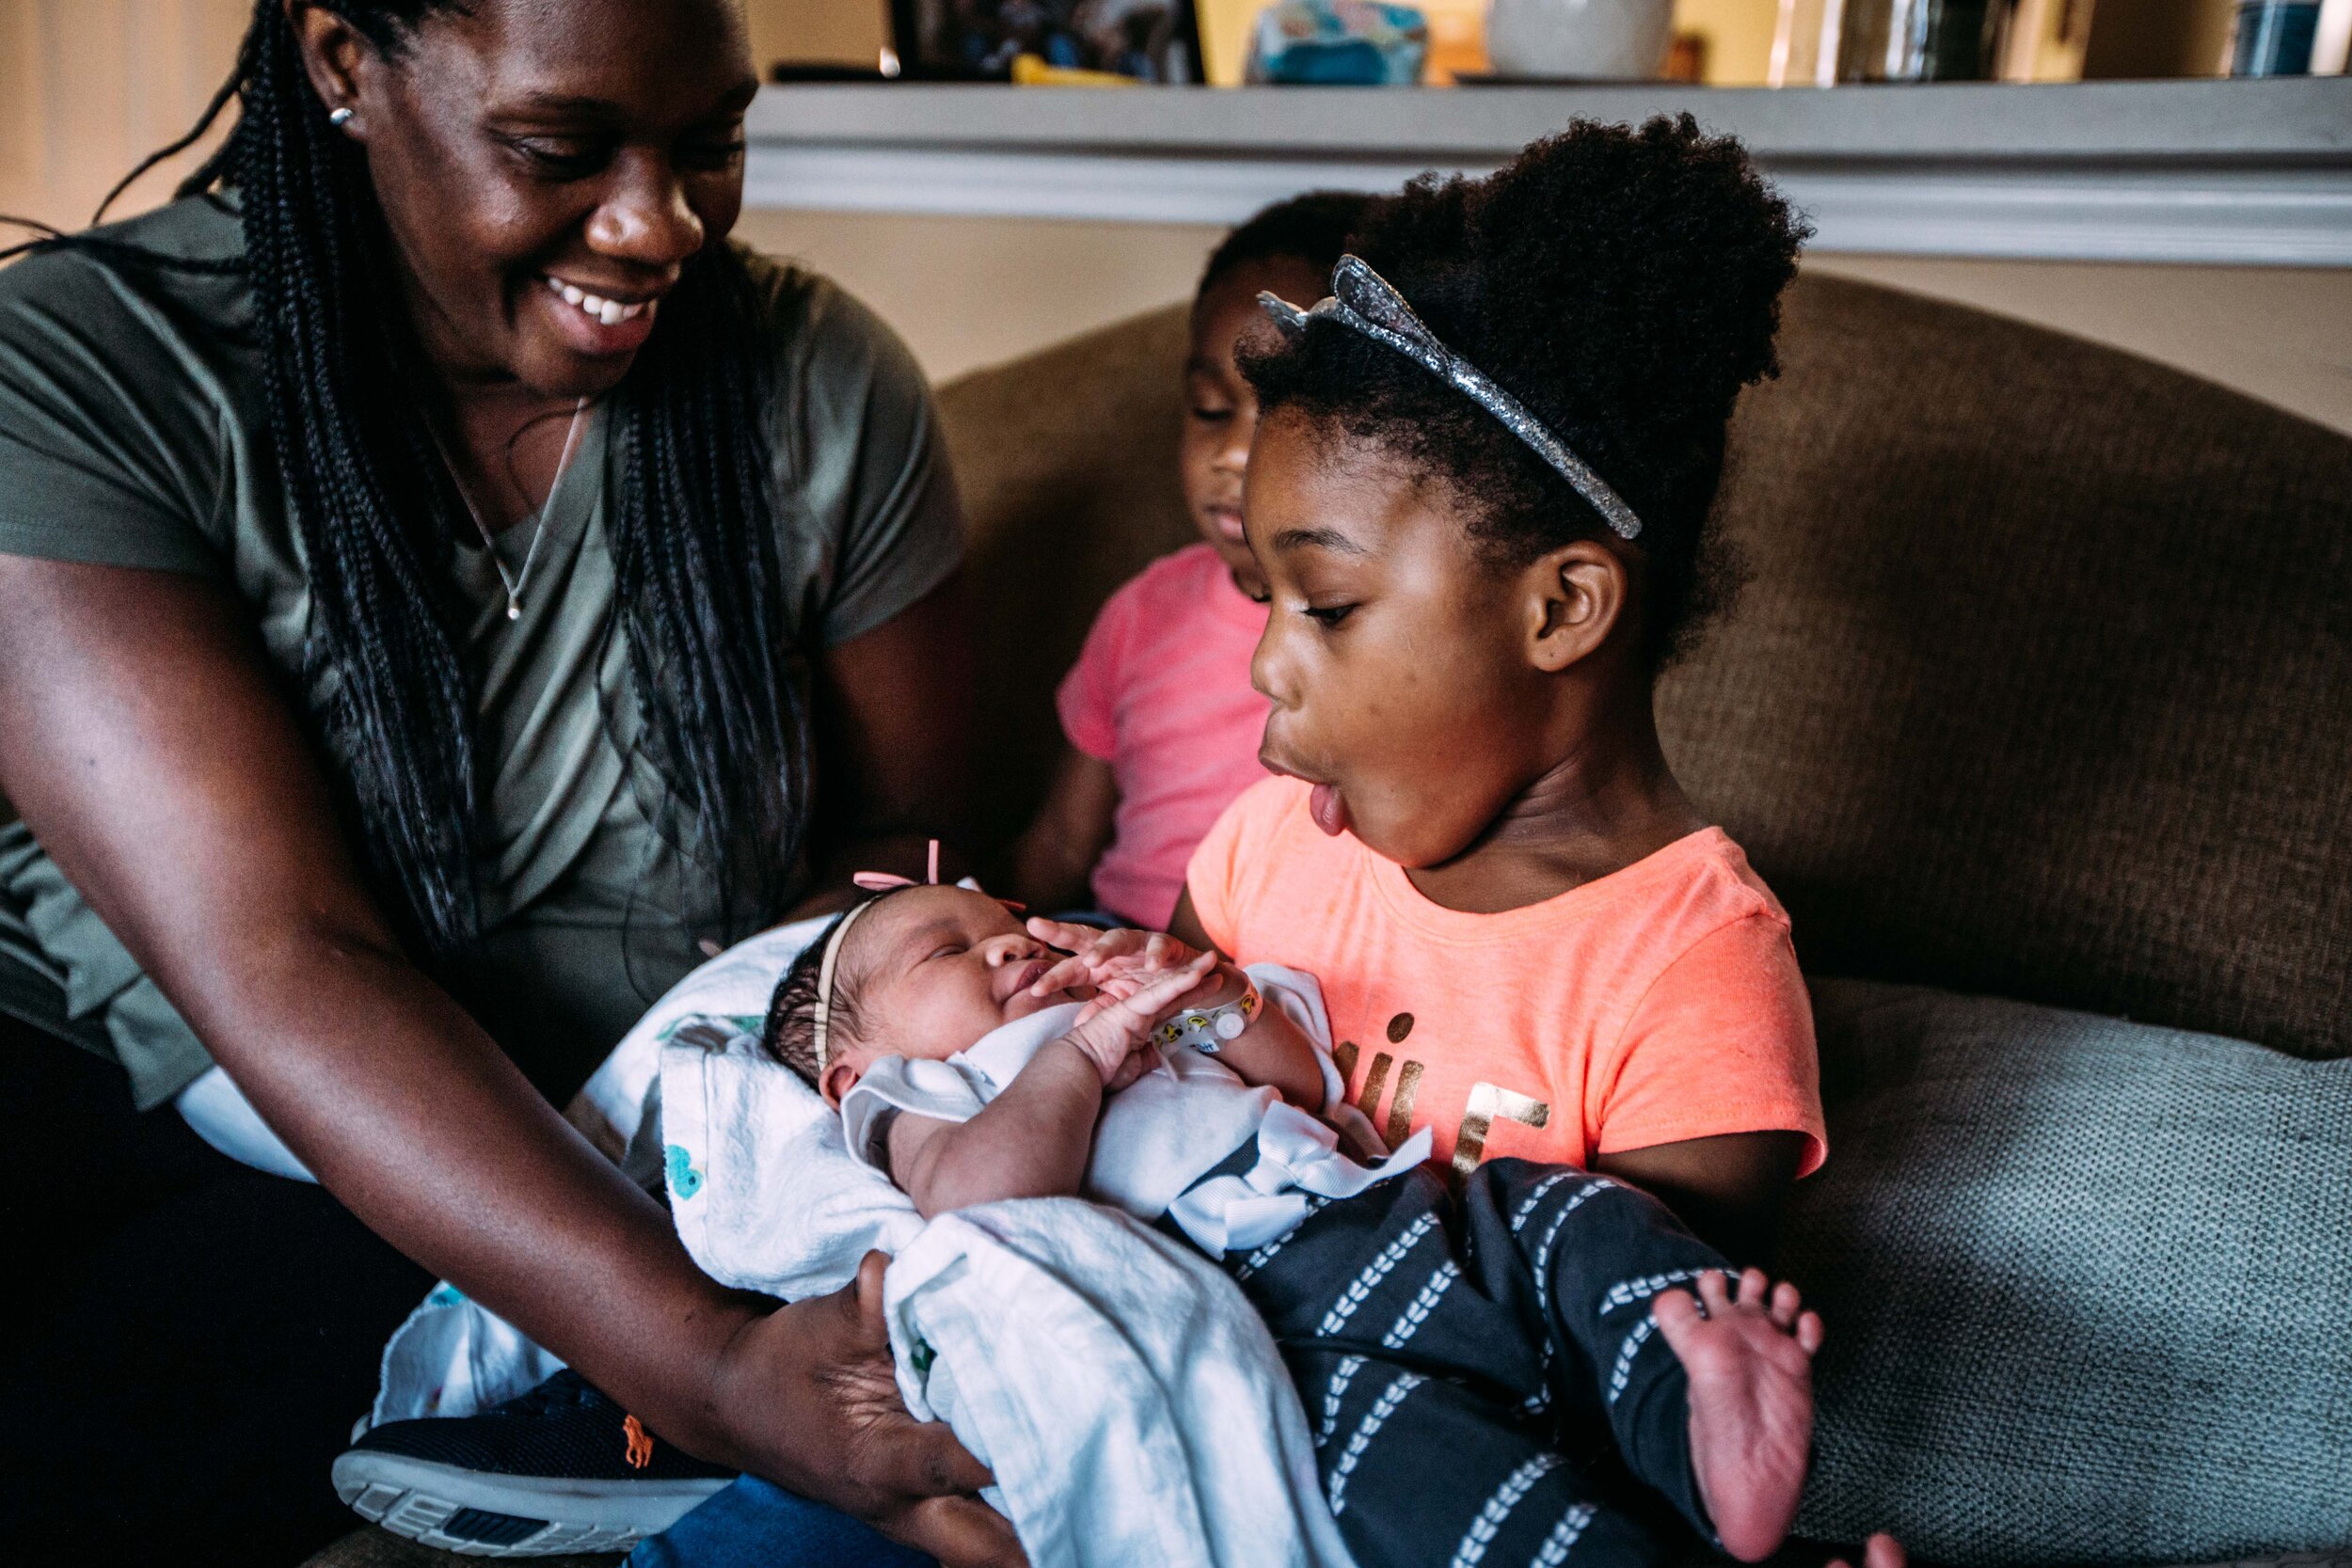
[764,882,1825,1568]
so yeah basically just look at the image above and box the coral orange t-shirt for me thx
[1186,777,1826,1178]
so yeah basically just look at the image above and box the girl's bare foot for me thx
[1652,1266,1823,1562]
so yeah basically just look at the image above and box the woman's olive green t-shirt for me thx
[0,195,963,1109]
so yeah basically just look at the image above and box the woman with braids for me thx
[0,2,1012,1562]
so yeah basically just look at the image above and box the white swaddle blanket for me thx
[370,918,1376,1568]
[883,1198,1355,1568]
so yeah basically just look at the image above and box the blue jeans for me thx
[628,1477,935,1568]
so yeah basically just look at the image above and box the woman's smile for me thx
[535,271,662,356]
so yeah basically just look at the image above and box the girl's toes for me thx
[1797,1310,1825,1355]
[1697,1269,1735,1316]
[1770,1280,1802,1328]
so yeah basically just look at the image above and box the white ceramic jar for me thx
[1486,0,1675,77]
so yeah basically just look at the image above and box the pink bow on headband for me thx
[851,840,1025,911]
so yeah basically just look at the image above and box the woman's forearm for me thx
[0,561,753,1453]
[195,913,769,1457]
[0,560,1013,1563]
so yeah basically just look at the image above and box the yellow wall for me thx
[742,0,885,69]
[1673,0,1782,84]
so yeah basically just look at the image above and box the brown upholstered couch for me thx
[311,274,2352,1566]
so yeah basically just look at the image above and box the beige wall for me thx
[737,207,2352,436]
[0,0,249,234]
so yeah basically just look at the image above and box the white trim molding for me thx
[745,78,2352,265]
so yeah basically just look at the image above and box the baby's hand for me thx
[1025,921,1198,996]
[1056,951,1217,1085]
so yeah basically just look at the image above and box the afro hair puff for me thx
[1242,115,1810,668]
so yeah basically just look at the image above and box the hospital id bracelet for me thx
[1152,974,1262,1055]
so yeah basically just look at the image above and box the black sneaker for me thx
[332,1370,735,1557]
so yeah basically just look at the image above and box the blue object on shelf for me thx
[2232,0,2319,72]
[1245,1,1429,85]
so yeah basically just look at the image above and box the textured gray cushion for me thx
[1783,980,2352,1565]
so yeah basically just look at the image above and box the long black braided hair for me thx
[4,0,808,959]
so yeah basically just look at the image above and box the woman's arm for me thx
[0,557,1015,1566]
[795,575,977,913]
[1006,746,1119,914]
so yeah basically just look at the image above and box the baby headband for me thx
[1259,254,1643,542]
[809,842,1025,1080]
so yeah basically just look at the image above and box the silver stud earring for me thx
[328,107,355,129]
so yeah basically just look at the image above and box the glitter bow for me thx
[1261,254,1643,541]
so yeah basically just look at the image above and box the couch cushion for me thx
[1657,277,2352,1057]
[937,278,2352,1056]
[1783,979,2352,1565]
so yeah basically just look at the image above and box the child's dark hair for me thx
[1200,189,1374,299]
[761,891,901,1086]
[1241,117,1809,669]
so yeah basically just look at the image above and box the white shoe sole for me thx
[332,1449,730,1558]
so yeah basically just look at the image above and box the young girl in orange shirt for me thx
[1053,115,1826,1275]
[1009,113,1877,1568]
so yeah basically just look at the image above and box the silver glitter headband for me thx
[1260,254,1642,542]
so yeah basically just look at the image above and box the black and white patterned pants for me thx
[1218,1160,1728,1568]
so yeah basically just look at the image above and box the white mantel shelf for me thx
[744,77,2352,265]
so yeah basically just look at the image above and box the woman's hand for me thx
[710,1255,1025,1567]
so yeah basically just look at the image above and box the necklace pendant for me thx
[506,599,522,622]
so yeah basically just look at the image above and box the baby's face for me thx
[823,886,1084,1102]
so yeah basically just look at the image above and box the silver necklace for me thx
[435,397,589,622]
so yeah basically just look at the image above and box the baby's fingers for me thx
[1106,951,1219,1022]
[1025,917,1107,955]
[1025,953,1098,997]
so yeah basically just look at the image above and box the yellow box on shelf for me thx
[1009,53,1144,86]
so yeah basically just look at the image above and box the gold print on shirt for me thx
[1450,1082,1551,1178]
[1384,1060,1424,1148]
[1335,1025,1551,1171]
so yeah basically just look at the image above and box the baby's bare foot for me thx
[1828,1533,1906,1568]
[1652,1266,1822,1562]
